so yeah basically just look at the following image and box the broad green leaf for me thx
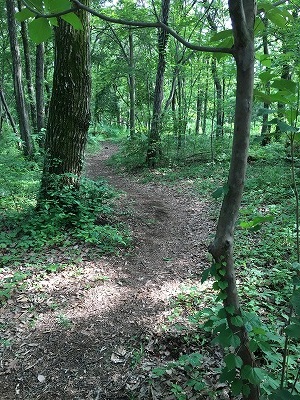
[254,16,265,35]
[259,71,275,83]
[291,288,300,315]
[218,328,240,348]
[285,323,300,338]
[218,280,228,290]
[256,53,272,68]
[61,12,83,30]
[210,29,233,42]
[224,353,243,370]
[28,0,44,11]
[49,17,58,26]
[293,276,300,287]
[267,9,287,28]
[225,306,235,315]
[231,379,243,395]
[44,0,71,13]
[28,18,53,44]
[270,389,300,399]
[257,108,275,116]
[241,365,265,385]
[219,366,236,383]
[277,120,298,133]
[15,8,35,22]
[285,108,298,125]
[271,79,297,93]
[231,316,244,327]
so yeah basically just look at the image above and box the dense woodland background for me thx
[1,1,300,399]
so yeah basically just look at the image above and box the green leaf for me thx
[257,108,275,116]
[219,366,237,383]
[218,328,240,348]
[231,379,243,395]
[210,29,233,42]
[270,389,300,400]
[201,267,211,283]
[27,0,44,11]
[15,8,35,22]
[267,9,287,28]
[231,316,244,327]
[288,322,300,339]
[256,53,272,67]
[212,184,229,199]
[218,280,228,290]
[291,288,300,315]
[259,71,275,83]
[61,12,83,30]
[49,17,58,26]
[277,120,298,133]
[28,18,53,44]
[271,79,297,93]
[241,365,265,385]
[224,353,243,370]
[44,0,71,13]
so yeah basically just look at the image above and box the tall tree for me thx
[6,0,33,157]
[39,2,91,203]
[146,0,171,167]
[35,42,45,134]
[208,1,259,399]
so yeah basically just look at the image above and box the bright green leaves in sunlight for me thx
[15,0,83,44]
[258,3,293,29]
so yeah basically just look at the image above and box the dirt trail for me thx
[0,143,214,400]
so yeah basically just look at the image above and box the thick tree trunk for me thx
[6,0,33,157]
[208,1,259,399]
[146,0,170,168]
[39,2,91,203]
[261,17,270,144]
[36,43,45,134]
[17,0,37,131]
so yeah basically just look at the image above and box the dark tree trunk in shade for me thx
[39,2,91,202]
[0,88,18,135]
[195,87,202,135]
[261,16,270,144]
[208,1,259,399]
[146,0,170,168]
[17,0,37,130]
[128,29,136,138]
[36,43,45,134]
[211,58,223,137]
[6,0,33,157]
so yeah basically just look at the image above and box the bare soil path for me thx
[0,143,215,400]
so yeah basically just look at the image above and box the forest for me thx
[0,0,300,399]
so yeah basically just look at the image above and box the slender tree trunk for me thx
[39,2,91,203]
[17,0,37,130]
[0,88,18,135]
[146,0,171,167]
[261,16,270,144]
[202,60,209,135]
[36,43,45,134]
[211,58,223,137]
[128,29,136,138]
[195,87,202,135]
[6,0,33,157]
[208,1,259,399]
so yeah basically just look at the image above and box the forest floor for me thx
[0,143,223,400]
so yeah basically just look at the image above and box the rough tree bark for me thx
[208,1,259,399]
[39,2,91,203]
[146,0,171,168]
[6,0,33,157]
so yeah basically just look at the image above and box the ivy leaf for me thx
[212,184,229,199]
[28,18,53,44]
[61,12,83,30]
[231,379,243,395]
[231,316,244,327]
[201,267,211,283]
